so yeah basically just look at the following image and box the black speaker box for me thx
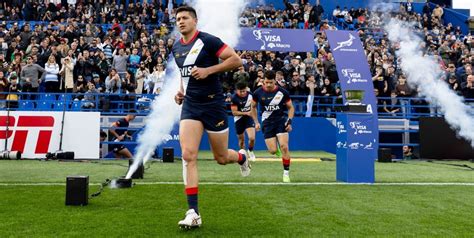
[420,117,474,160]
[378,148,392,162]
[66,176,89,206]
[57,151,75,160]
[163,147,174,163]
[128,159,144,179]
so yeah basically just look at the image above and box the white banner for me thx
[0,111,100,159]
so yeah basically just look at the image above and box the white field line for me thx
[0,182,474,186]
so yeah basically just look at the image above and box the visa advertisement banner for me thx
[336,113,376,183]
[235,27,315,52]
[326,30,379,156]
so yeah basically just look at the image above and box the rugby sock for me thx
[238,151,247,165]
[185,187,199,214]
[282,157,291,171]
[248,146,254,152]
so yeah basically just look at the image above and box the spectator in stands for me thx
[372,65,389,97]
[74,75,87,96]
[319,78,335,116]
[44,55,60,93]
[60,56,74,93]
[82,81,100,109]
[447,74,460,95]
[461,75,474,99]
[276,70,288,90]
[309,0,324,28]
[112,48,128,79]
[20,55,45,94]
[0,71,8,108]
[233,66,250,86]
[135,61,149,94]
[305,74,318,96]
[128,48,140,74]
[6,74,19,108]
[432,5,444,23]
[151,63,165,94]
[383,91,401,117]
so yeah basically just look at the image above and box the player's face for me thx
[263,78,276,91]
[176,11,197,35]
[236,88,248,97]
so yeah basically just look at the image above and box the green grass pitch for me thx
[0,151,473,237]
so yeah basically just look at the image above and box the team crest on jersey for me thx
[216,120,225,127]
[174,53,180,58]
[190,48,200,55]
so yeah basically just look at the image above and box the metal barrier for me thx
[3,92,472,157]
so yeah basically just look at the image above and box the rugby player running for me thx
[172,6,250,229]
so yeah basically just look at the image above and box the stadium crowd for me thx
[0,1,472,114]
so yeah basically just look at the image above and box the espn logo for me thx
[0,116,55,153]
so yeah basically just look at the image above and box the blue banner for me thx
[235,28,315,52]
[326,30,379,156]
[336,113,376,183]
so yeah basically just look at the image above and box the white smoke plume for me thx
[126,0,248,178]
[190,0,248,47]
[385,19,474,147]
[126,62,181,179]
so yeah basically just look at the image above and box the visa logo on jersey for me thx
[179,66,193,77]
[265,105,280,111]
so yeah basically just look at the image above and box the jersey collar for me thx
[263,85,279,93]
[180,30,200,45]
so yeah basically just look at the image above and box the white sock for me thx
[283,170,289,176]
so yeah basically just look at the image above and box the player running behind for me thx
[231,81,257,161]
[251,70,294,183]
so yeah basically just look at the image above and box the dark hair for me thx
[235,81,247,90]
[264,70,276,80]
[176,6,197,18]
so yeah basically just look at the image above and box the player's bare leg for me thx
[179,119,203,229]
[246,127,256,161]
[208,130,250,176]
[277,133,291,182]
[264,137,279,155]
[237,133,245,150]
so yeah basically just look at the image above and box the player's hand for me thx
[174,91,184,105]
[255,122,261,131]
[285,118,292,132]
[191,66,210,80]
[117,135,125,141]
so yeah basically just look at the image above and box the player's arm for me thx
[231,105,250,116]
[109,122,123,140]
[251,100,261,131]
[285,99,295,132]
[175,74,185,105]
[191,46,242,80]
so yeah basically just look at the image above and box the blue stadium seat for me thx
[41,93,55,101]
[52,101,66,111]
[36,101,52,110]
[71,101,81,111]
[19,101,34,110]
[58,94,72,102]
